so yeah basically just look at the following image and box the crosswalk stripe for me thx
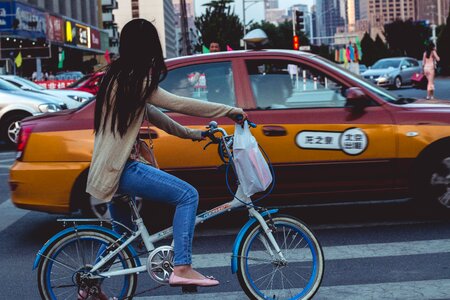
[138,238,450,270]
[134,279,450,299]
[0,199,29,232]
[0,158,15,163]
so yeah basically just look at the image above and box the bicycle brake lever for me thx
[203,141,214,150]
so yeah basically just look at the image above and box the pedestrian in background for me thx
[86,18,247,298]
[422,42,440,100]
[209,41,220,52]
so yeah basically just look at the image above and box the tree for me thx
[248,20,310,49]
[360,32,376,66]
[194,0,243,52]
[437,11,450,75]
[374,34,389,60]
[383,19,430,59]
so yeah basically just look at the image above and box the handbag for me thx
[130,107,159,168]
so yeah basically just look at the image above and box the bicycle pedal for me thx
[181,285,198,293]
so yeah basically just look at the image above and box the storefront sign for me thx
[14,2,46,38]
[65,19,75,43]
[90,29,101,49]
[46,14,63,42]
[0,2,13,28]
[0,1,46,39]
[75,23,90,47]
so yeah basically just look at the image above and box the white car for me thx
[0,75,95,109]
[0,79,64,145]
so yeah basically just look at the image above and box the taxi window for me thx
[160,62,236,106]
[245,59,347,109]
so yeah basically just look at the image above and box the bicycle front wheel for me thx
[37,228,138,300]
[237,215,324,300]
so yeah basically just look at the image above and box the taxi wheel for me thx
[416,147,450,209]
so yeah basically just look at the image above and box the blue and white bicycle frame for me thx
[34,124,285,281]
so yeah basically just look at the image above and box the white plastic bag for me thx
[233,121,273,197]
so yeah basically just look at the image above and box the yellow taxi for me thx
[9,50,450,215]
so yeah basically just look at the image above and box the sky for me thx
[194,0,314,24]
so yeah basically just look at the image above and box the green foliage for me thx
[437,11,450,74]
[249,20,310,49]
[383,19,431,59]
[194,0,243,52]
[374,34,389,58]
[360,32,376,66]
[359,33,389,66]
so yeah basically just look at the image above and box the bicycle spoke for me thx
[294,270,309,283]
[266,266,278,297]
[279,269,297,298]
[58,248,81,268]
[40,253,78,272]
[253,268,278,284]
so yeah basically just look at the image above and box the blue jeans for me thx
[110,161,199,266]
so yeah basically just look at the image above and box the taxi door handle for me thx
[262,126,287,136]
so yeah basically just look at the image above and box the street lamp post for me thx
[242,0,264,49]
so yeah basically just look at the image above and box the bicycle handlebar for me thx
[203,117,257,145]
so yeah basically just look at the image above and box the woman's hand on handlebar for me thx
[228,108,248,125]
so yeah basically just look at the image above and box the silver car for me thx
[0,75,94,108]
[0,79,64,145]
[361,57,422,89]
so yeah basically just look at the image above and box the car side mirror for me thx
[345,87,370,112]
[401,65,407,70]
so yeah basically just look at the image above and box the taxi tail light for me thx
[16,125,34,161]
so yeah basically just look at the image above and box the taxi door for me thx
[240,57,398,204]
[157,58,246,202]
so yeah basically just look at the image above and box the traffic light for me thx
[295,10,305,32]
[293,35,299,50]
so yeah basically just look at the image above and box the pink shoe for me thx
[169,273,220,287]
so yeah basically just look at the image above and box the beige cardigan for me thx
[86,87,240,202]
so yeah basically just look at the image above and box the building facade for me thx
[0,0,107,77]
[102,0,119,54]
[416,0,450,25]
[368,0,416,28]
[314,0,345,45]
[21,0,100,26]
[113,0,177,58]
[265,0,278,9]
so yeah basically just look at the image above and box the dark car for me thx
[9,50,450,216]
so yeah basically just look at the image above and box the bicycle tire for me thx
[237,215,324,300]
[37,228,138,300]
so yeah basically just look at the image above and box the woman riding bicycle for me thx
[86,18,247,295]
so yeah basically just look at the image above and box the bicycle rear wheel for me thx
[37,228,138,300]
[237,215,324,300]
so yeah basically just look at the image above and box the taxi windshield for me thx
[312,56,401,104]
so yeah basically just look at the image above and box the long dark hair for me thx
[94,19,167,136]
[425,42,435,59]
